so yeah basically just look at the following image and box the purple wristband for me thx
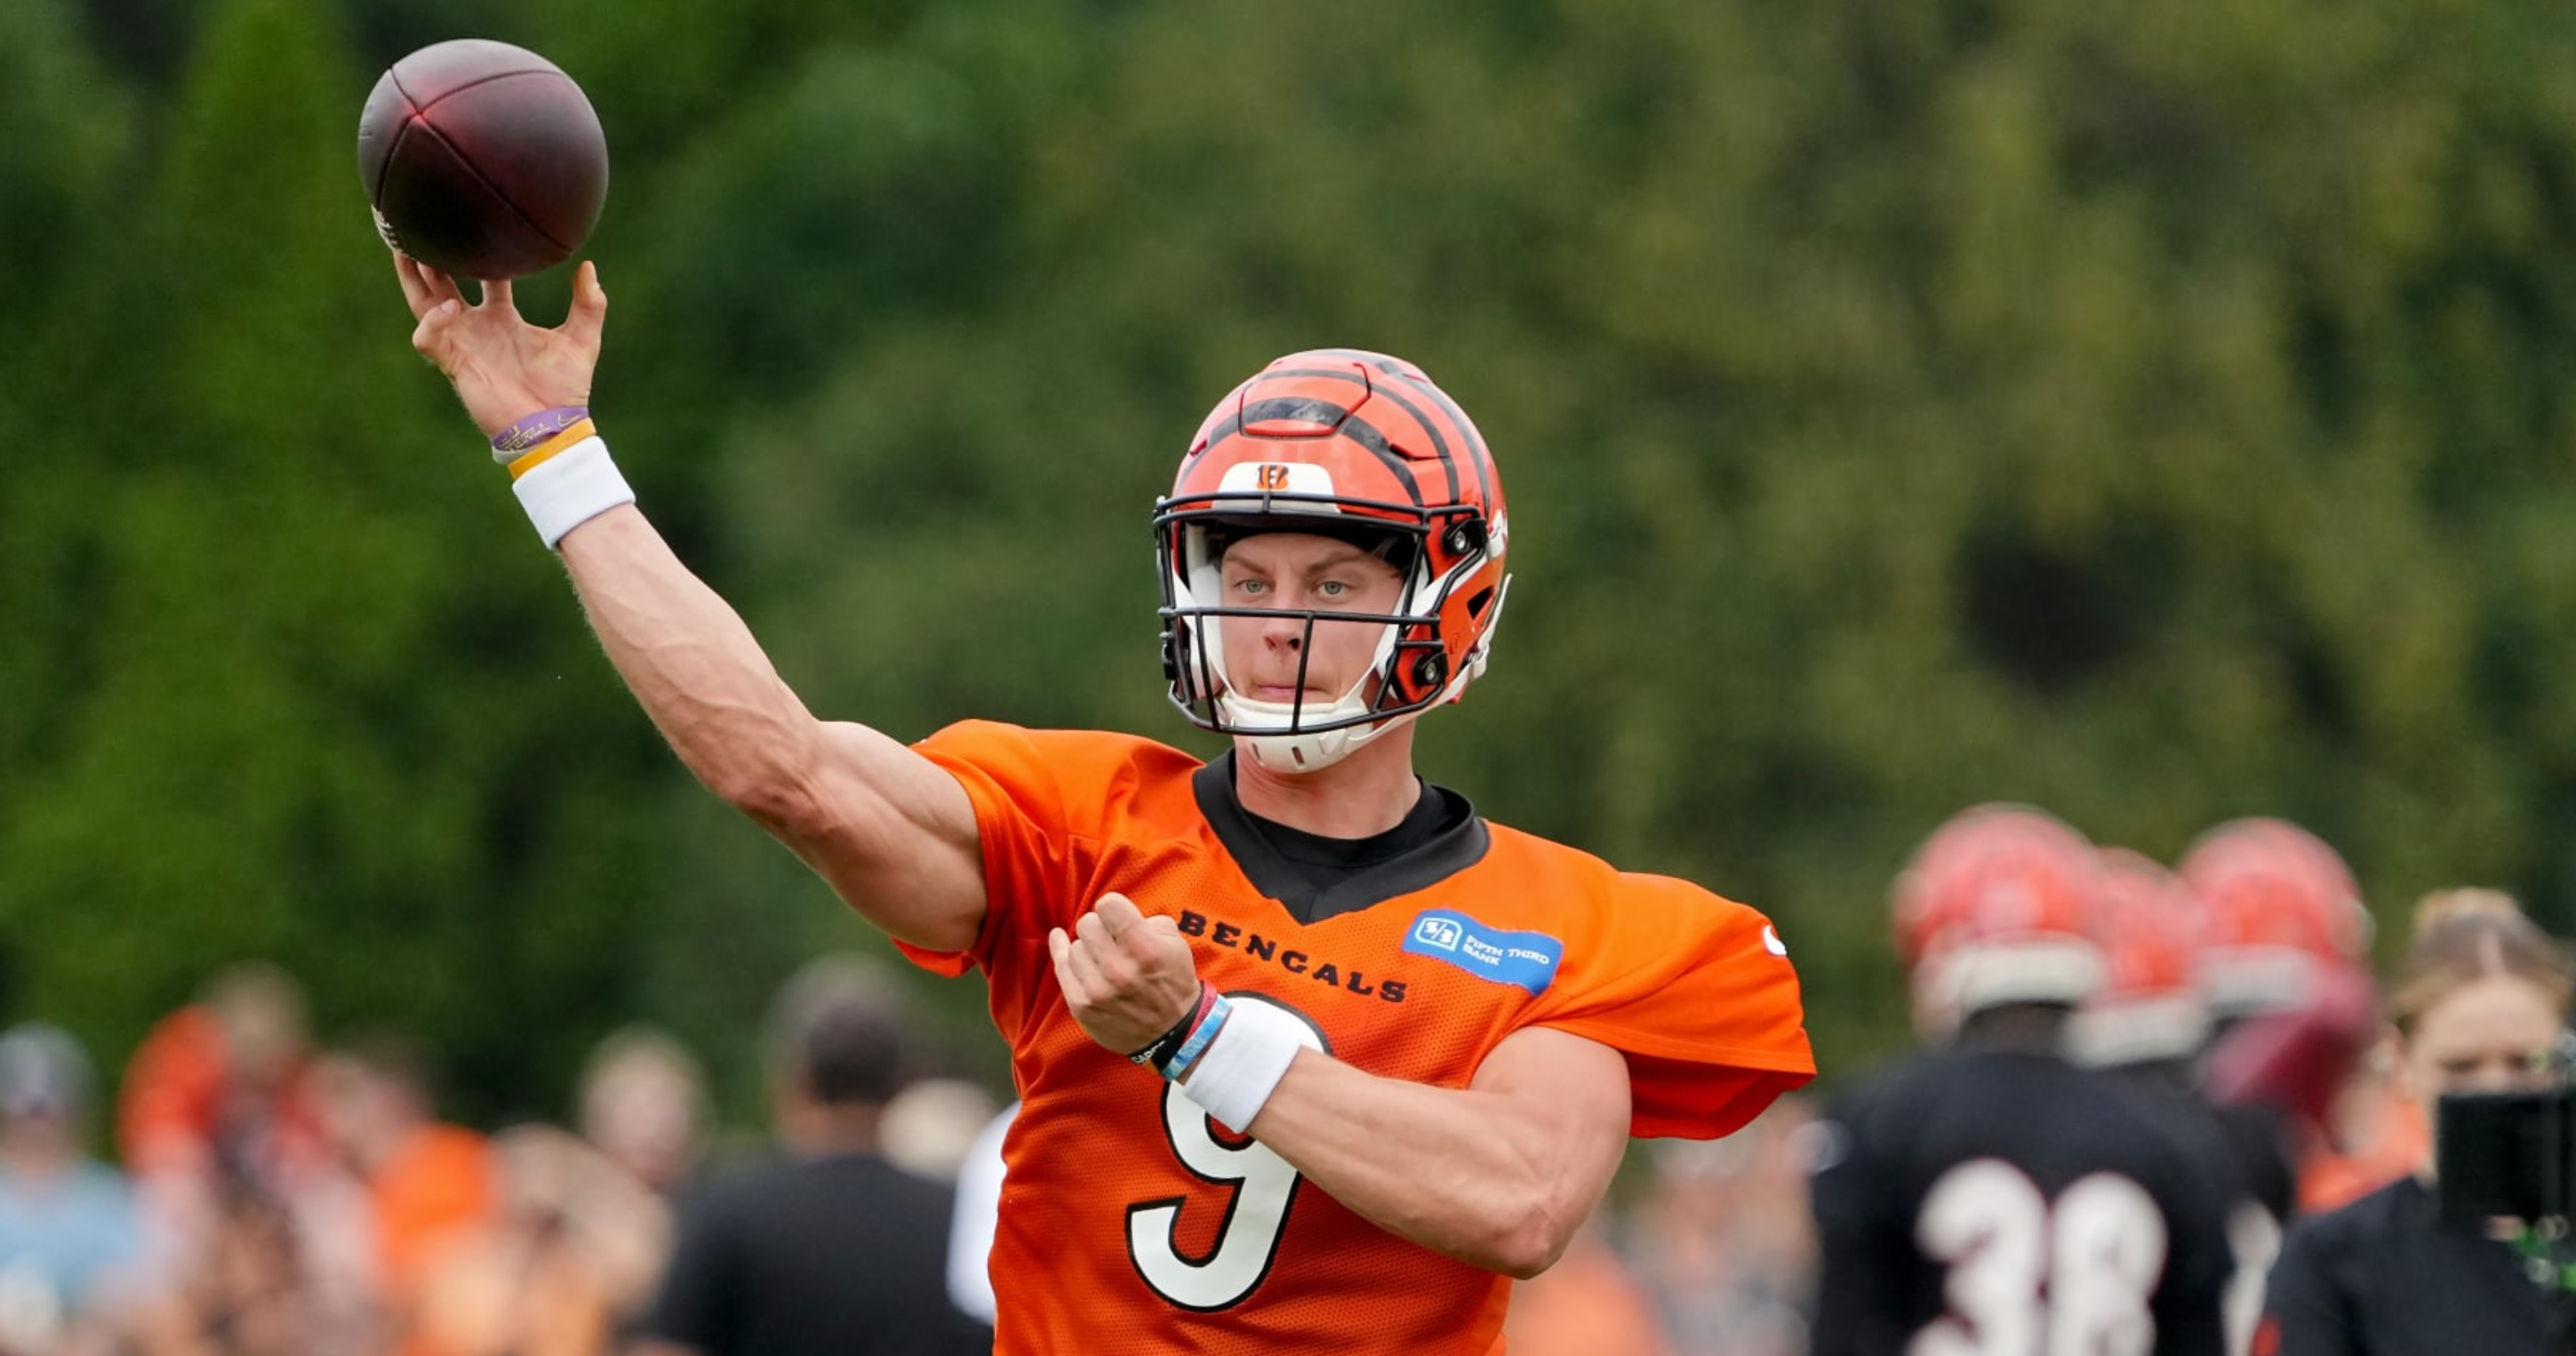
[491,405,590,455]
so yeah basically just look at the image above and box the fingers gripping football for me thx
[393,249,607,439]
[1048,894,1202,1055]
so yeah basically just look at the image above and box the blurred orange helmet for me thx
[1892,805,2107,1034]
[2178,817,2373,1018]
[1154,350,1511,774]
[2070,848,2211,1066]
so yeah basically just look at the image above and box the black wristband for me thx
[1128,983,1211,1070]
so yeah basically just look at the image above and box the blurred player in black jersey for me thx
[1808,805,2234,1356]
[2074,847,2294,1355]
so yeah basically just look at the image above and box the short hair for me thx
[2387,889,2576,1035]
[766,955,911,1108]
[0,1023,94,1120]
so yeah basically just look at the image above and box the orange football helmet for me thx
[1155,350,1510,773]
[2070,848,2211,1066]
[1891,805,2108,1035]
[2177,818,2373,1018]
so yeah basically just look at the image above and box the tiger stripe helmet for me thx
[1891,804,2108,1037]
[2070,848,2212,1067]
[1155,350,1510,774]
[2178,817,2373,1018]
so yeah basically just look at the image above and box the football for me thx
[357,39,609,280]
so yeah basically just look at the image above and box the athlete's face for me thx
[2397,973,2562,1102]
[1216,532,1406,709]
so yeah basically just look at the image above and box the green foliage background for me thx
[8,0,2576,1128]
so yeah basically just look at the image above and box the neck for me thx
[1232,724,1422,837]
[1950,1003,2072,1054]
[0,1134,77,1183]
[780,1100,883,1159]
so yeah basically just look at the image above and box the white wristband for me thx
[1178,999,1308,1133]
[511,436,635,549]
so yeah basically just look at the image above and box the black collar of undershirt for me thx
[1191,750,1490,925]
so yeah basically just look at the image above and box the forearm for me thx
[557,507,823,807]
[1239,1040,1628,1277]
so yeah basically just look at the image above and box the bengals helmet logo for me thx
[1255,463,1292,491]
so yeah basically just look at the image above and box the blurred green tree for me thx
[16,0,2576,1115]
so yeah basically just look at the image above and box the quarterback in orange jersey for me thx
[391,252,1813,1354]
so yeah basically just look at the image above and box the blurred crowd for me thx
[0,958,998,1356]
[0,811,2549,1355]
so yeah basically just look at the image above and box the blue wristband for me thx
[1163,993,1234,1083]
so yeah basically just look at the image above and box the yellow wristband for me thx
[505,418,599,481]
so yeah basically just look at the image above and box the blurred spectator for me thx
[575,1027,708,1202]
[1503,1214,1672,1356]
[117,963,330,1259]
[312,1037,498,1356]
[637,955,990,1356]
[135,1153,348,1356]
[1627,1100,1816,1356]
[879,1077,1000,1184]
[2259,890,2576,1354]
[411,1124,670,1356]
[0,1023,155,1356]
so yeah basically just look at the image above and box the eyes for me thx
[2434,1048,2556,1084]
[1228,576,1354,600]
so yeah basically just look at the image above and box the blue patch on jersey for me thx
[1401,909,1564,995]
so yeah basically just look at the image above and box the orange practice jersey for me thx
[897,723,1815,1355]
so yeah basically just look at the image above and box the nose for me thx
[1257,610,1304,653]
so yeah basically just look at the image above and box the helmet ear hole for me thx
[1464,587,1494,618]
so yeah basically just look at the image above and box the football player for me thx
[392,257,1815,1355]
[1808,805,2233,1355]
[2180,818,2391,1217]
[2076,848,2289,1355]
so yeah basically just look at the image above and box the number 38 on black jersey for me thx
[1809,1048,2236,1356]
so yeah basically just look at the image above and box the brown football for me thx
[357,39,608,280]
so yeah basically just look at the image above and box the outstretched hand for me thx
[1049,893,1203,1056]
[394,250,606,439]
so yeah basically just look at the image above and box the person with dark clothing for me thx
[2260,1170,2575,1356]
[2259,890,2576,1356]
[1810,806,2234,1356]
[2077,845,2297,1353]
[637,957,992,1356]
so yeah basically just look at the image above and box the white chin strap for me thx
[1225,694,1410,774]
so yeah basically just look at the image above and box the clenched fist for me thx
[1048,894,1203,1056]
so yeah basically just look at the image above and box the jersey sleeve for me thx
[891,720,1087,979]
[1525,873,1815,1138]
